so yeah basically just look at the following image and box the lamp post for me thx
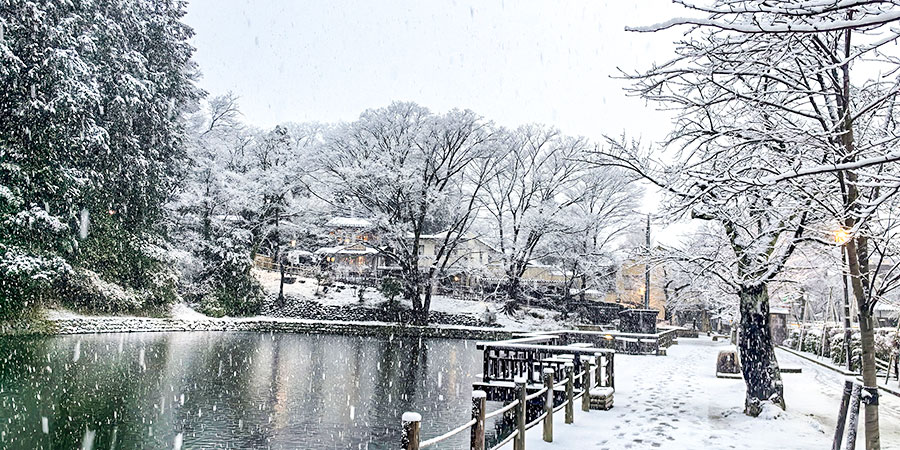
[644,214,651,309]
[834,227,853,371]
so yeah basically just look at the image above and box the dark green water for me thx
[0,331,505,449]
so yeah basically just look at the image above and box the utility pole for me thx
[644,214,651,309]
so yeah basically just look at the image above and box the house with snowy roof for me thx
[316,217,382,276]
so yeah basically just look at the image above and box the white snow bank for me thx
[170,303,210,320]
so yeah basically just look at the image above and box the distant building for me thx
[605,259,667,317]
[317,217,382,276]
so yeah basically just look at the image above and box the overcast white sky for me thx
[184,0,691,139]
[183,0,698,242]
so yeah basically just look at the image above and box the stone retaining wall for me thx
[40,317,516,341]
[261,295,499,328]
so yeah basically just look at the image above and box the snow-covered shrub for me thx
[481,306,497,325]
[874,329,900,361]
[830,332,862,371]
[800,329,823,354]
[0,243,72,319]
[193,231,263,317]
[379,277,402,304]
[783,328,801,349]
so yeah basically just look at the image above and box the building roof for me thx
[326,217,373,228]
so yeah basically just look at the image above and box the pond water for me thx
[0,331,507,449]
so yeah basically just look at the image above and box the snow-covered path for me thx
[501,337,900,450]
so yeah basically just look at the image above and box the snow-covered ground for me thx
[501,337,900,450]
[254,269,564,330]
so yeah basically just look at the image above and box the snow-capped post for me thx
[582,356,592,412]
[542,367,554,442]
[471,390,486,450]
[564,363,574,424]
[514,377,526,450]
[401,412,421,450]
[575,355,593,389]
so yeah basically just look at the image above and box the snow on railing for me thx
[402,363,601,450]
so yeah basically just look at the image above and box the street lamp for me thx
[833,226,854,371]
[833,227,850,245]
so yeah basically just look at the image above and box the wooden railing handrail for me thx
[480,342,615,354]
[420,418,477,448]
[484,399,520,419]
[405,342,616,449]
[525,386,549,401]
[475,334,560,349]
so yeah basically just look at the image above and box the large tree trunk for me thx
[737,283,785,416]
[417,285,433,326]
[846,236,881,450]
[275,212,285,307]
[504,275,522,314]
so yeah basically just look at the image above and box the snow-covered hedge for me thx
[785,324,898,370]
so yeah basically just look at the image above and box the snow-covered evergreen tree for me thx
[0,0,199,317]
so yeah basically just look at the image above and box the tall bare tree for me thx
[480,126,589,312]
[319,102,497,324]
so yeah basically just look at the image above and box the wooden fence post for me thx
[401,412,421,450]
[831,380,853,450]
[542,368,554,442]
[565,363,574,424]
[514,377,526,450]
[471,390,486,450]
[607,353,616,390]
[582,357,592,412]
[594,353,603,387]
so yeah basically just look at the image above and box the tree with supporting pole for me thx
[615,4,900,446]
[835,227,854,372]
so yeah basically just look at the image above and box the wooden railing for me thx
[253,259,318,278]
[526,327,683,355]
[401,353,611,450]
[476,338,614,389]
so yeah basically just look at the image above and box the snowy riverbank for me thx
[253,269,567,331]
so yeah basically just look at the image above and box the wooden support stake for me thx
[844,383,862,450]
[565,363,575,424]
[543,368,554,443]
[514,377,526,450]
[471,390,486,450]
[401,412,421,450]
[832,380,852,450]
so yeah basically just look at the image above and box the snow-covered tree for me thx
[625,0,900,440]
[543,169,642,303]
[481,126,591,312]
[318,102,497,324]
[170,93,265,316]
[659,227,740,331]
[0,0,200,317]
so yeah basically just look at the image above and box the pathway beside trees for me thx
[502,337,900,450]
